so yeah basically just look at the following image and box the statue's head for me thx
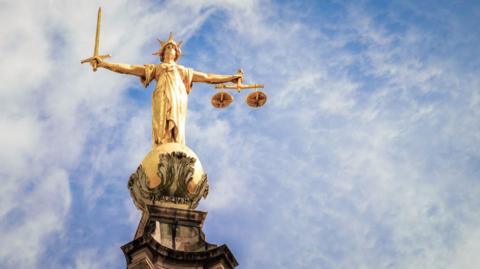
[153,32,182,62]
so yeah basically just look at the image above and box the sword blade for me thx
[93,7,102,56]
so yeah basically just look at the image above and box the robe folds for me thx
[141,63,194,146]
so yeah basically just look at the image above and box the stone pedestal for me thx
[122,205,238,269]
[124,143,238,268]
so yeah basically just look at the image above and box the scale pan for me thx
[246,91,267,108]
[211,92,233,109]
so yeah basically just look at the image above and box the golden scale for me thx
[211,69,266,109]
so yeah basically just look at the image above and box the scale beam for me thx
[215,83,264,92]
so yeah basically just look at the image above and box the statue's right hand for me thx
[93,56,105,67]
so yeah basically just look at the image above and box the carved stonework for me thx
[155,151,195,197]
[128,151,209,210]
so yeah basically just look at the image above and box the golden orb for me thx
[129,143,208,210]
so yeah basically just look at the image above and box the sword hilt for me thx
[80,54,111,72]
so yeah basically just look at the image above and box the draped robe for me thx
[141,63,194,146]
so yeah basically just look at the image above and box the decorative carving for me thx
[191,173,209,208]
[155,151,195,198]
[128,165,150,210]
[128,151,209,210]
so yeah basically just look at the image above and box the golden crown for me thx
[152,32,183,60]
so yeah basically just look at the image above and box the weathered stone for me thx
[122,205,238,268]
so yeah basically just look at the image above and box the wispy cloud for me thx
[1,1,479,269]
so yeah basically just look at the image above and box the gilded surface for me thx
[128,143,208,210]
[83,30,241,146]
[212,69,266,108]
[81,8,263,213]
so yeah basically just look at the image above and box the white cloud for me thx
[0,169,70,268]
[1,1,479,269]
[0,0,243,267]
[68,247,119,269]
[447,224,480,269]
[191,2,480,269]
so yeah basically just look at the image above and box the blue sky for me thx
[1,1,480,268]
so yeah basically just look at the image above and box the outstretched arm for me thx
[94,57,146,78]
[192,70,242,84]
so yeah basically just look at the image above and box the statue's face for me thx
[163,43,176,61]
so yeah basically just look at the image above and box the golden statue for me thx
[95,34,241,146]
[82,8,241,146]
[81,8,265,147]
[81,8,266,211]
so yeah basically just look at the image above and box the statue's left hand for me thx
[232,73,243,83]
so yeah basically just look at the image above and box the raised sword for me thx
[81,7,111,71]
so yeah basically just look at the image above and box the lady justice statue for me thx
[84,32,241,210]
[91,33,242,146]
[81,8,256,211]
[82,8,264,148]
